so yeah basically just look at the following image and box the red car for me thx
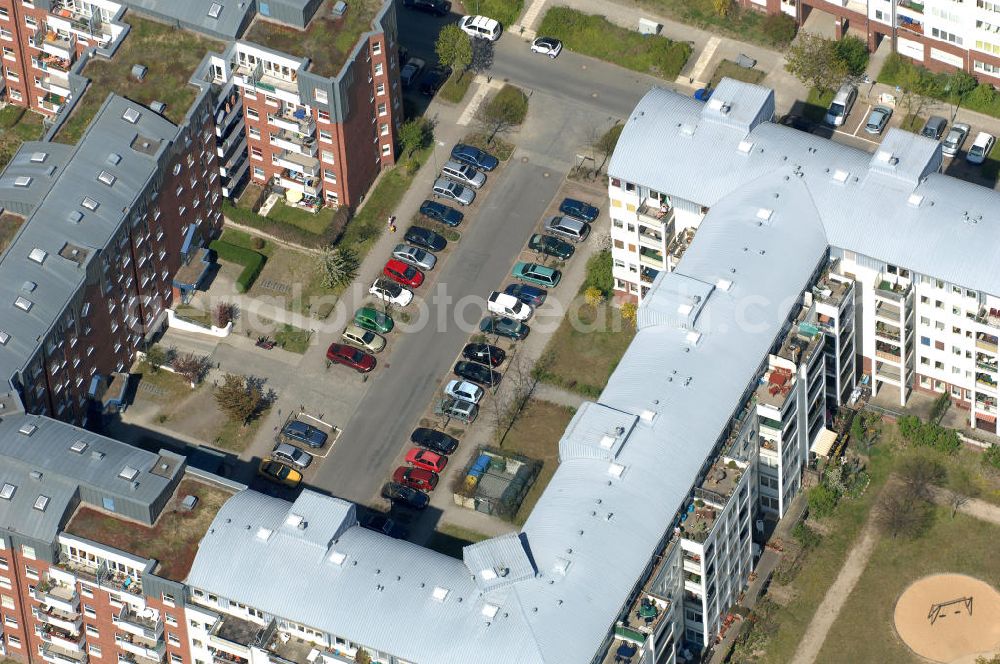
[405,448,448,473]
[384,259,424,288]
[326,343,376,373]
[392,466,439,492]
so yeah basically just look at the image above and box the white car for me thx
[271,443,312,469]
[459,14,501,41]
[530,37,562,58]
[941,122,970,157]
[432,178,475,206]
[966,131,995,165]
[392,243,437,271]
[445,379,484,404]
[400,57,425,88]
[487,291,532,320]
[369,278,413,307]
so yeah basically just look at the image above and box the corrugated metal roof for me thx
[610,82,1000,295]
[463,533,536,592]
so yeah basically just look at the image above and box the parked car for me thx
[280,420,328,449]
[354,306,394,333]
[400,57,425,88]
[406,448,448,473]
[530,36,562,58]
[420,65,452,96]
[381,481,430,510]
[361,512,409,539]
[528,233,574,260]
[445,379,484,404]
[921,116,948,140]
[410,427,459,455]
[383,258,424,288]
[405,226,447,252]
[392,466,439,492]
[432,178,475,205]
[326,342,376,373]
[544,215,590,242]
[419,199,463,226]
[480,315,529,341]
[459,14,502,41]
[257,459,302,488]
[434,396,478,423]
[342,323,386,353]
[450,143,499,171]
[487,291,532,320]
[967,131,995,164]
[942,122,971,157]
[779,114,814,133]
[558,197,599,222]
[863,105,892,135]
[369,278,413,307]
[462,342,506,367]
[454,360,502,386]
[271,442,313,469]
[823,82,857,127]
[441,160,486,189]
[503,283,546,307]
[402,0,451,16]
[392,243,437,271]
[512,262,561,288]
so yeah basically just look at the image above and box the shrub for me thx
[620,302,638,327]
[583,250,613,297]
[983,443,1000,470]
[761,13,796,47]
[209,240,266,293]
[834,36,869,77]
[807,483,839,518]
[898,415,961,454]
[792,522,822,549]
[584,286,605,307]
[251,237,265,251]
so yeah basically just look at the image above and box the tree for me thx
[784,33,849,92]
[833,36,869,77]
[145,345,167,373]
[875,483,932,539]
[761,13,797,47]
[172,352,208,387]
[475,85,528,144]
[316,247,359,289]
[620,302,638,327]
[897,453,946,502]
[584,286,605,307]
[435,24,472,73]
[398,117,433,159]
[592,123,623,174]
[214,373,264,425]
[213,301,238,328]
[946,466,980,518]
[354,648,371,664]
[713,0,734,17]
[984,443,1000,470]
[583,250,613,296]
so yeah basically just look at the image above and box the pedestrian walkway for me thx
[457,76,503,126]
[532,382,586,409]
[686,35,721,89]
[519,0,548,32]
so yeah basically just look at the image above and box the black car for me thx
[419,199,463,227]
[454,360,502,387]
[779,113,813,133]
[450,143,499,171]
[480,316,529,341]
[420,65,452,96]
[402,0,451,16]
[410,427,459,454]
[503,283,546,307]
[462,342,506,367]
[381,481,430,510]
[528,233,574,260]
[558,197,599,223]
[361,512,409,539]
[404,225,447,252]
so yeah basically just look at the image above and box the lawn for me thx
[498,398,576,525]
[133,361,200,403]
[538,7,691,79]
[55,16,223,144]
[425,523,490,559]
[211,405,270,452]
[475,0,524,27]
[0,107,45,170]
[814,508,1000,664]
[0,212,26,253]
[439,70,474,104]
[220,228,275,257]
[535,300,635,398]
[802,87,835,123]
[708,59,766,90]
[274,323,312,354]
[267,200,336,234]
[64,478,232,581]
[633,0,797,48]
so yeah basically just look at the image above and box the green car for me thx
[354,307,394,333]
[528,234,574,260]
[511,262,562,288]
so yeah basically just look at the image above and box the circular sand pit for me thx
[894,574,1000,663]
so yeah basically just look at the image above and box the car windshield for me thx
[403,265,417,278]
[971,145,984,156]
[868,112,883,125]
[829,103,845,116]
[451,183,466,195]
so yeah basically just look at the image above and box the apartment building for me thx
[0,395,238,664]
[0,91,222,425]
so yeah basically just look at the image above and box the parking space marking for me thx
[852,105,871,138]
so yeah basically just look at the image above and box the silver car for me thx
[942,122,970,157]
[271,442,313,469]
[441,160,487,189]
[432,178,475,206]
[392,243,437,271]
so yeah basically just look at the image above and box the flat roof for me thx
[65,476,234,581]
[55,13,222,144]
[243,0,382,79]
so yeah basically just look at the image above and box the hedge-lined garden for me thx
[209,240,266,293]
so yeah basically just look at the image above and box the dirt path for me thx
[929,486,1000,526]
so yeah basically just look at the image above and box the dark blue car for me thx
[280,420,328,449]
[503,283,546,307]
[558,197,599,223]
[419,200,463,227]
[450,144,499,171]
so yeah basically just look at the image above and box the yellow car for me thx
[257,459,302,488]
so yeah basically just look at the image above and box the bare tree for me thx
[897,453,945,502]
[946,466,980,518]
[172,352,209,387]
[213,301,239,328]
[875,483,933,539]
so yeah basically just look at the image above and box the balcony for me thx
[638,224,664,246]
[639,266,659,285]
[116,607,163,641]
[235,62,299,98]
[976,398,997,415]
[875,341,902,364]
[271,112,315,136]
[638,245,665,268]
[39,77,72,97]
[977,355,998,372]
[874,279,911,302]
[32,582,80,615]
[875,362,902,384]
[38,93,65,114]
[35,53,74,75]
[977,333,998,354]
[874,321,902,343]
[272,130,318,156]
[637,199,675,227]
[976,373,997,392]
[897,17,924,35]
[35,28,77,58]
[275,151,320,177]
[50,5,107,41]
[38,624,84,653]
[41,643,87,664]
[897,0,923,12]
[115,633,166,662]
[972,308,1000,330]
[34,606,82,634]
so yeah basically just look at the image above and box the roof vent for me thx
[756,208,773,221]
[686,330,702,346]
[608,462,626,479]
[640,409,656,423]
[29,471,42,481]
[18,422,36,436]
[30,152,47,163]
[70,440,89,454]
[256,527,273,541]
[67,210,83,224]
[118,466,139,481]
[81,197,99,211]
[599,434,616,449]
[150,101,166,115]
[28,248,47,264]
[107,153,121,166]
[0,330,9,345]
[737,140,754,154]
[122,108,141,124]
[13,176,32,188]
[552,557,571,575]
[677,303,693,316]
[715,278,733,292]
[678,123,696,137]
[98,171,116,186]
[208,2,223,19]
[481,603,499,619]
[34,495,49,511]
[328,551,347,565]
[0,483,14,500]
[21,281,36,293]
[431,586,450,602]
[131,64,147,81]
[181,495,198,510]
[480,568,497,581]
[90,450,105,461]
[907,193,924,207]
[831,169,850,183]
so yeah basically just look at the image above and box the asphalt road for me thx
[313,162,563,501]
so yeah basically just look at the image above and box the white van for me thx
[459,15,502,41]
[441,160,487,189]
[824,83,857,127]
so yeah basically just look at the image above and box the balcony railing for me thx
[898,0,924,12]
[117,607,163,641]
[874,280,910,302]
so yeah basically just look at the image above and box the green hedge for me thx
[879,53,1000,119]
[477,0,524,28]
[222,201,350,249]
[209,240,266,293]
[538,7,691,79]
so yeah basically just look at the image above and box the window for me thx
[314,89,328,104]
[318,109,330,123]
[372,41,382,55]
[935,361,945,370]
[323,169,336,183]
[921,336,930,346]
[248,126,261,139]
[253,166,265,180]
[1,595,12,609]
[20,545,34,559]
[374,62,383,76]
[7,635,19,648]
[246,107,259,120]
[321,150,334,164]
[162,593,175,606]
[251,146,263,160]
[376,82,385,96]
[84,605,96,618]
[319,129,332,143]
[86,625,99,636]
[377,102,387,116]
[89,644,101,657]
[102,496,115,512]
[381,144,391,156]
[380,123,389,136]
[168,633,180,646]
[935,340,945,351]
[165,613,178,627]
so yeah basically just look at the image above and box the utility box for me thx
[637,18,661,35]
